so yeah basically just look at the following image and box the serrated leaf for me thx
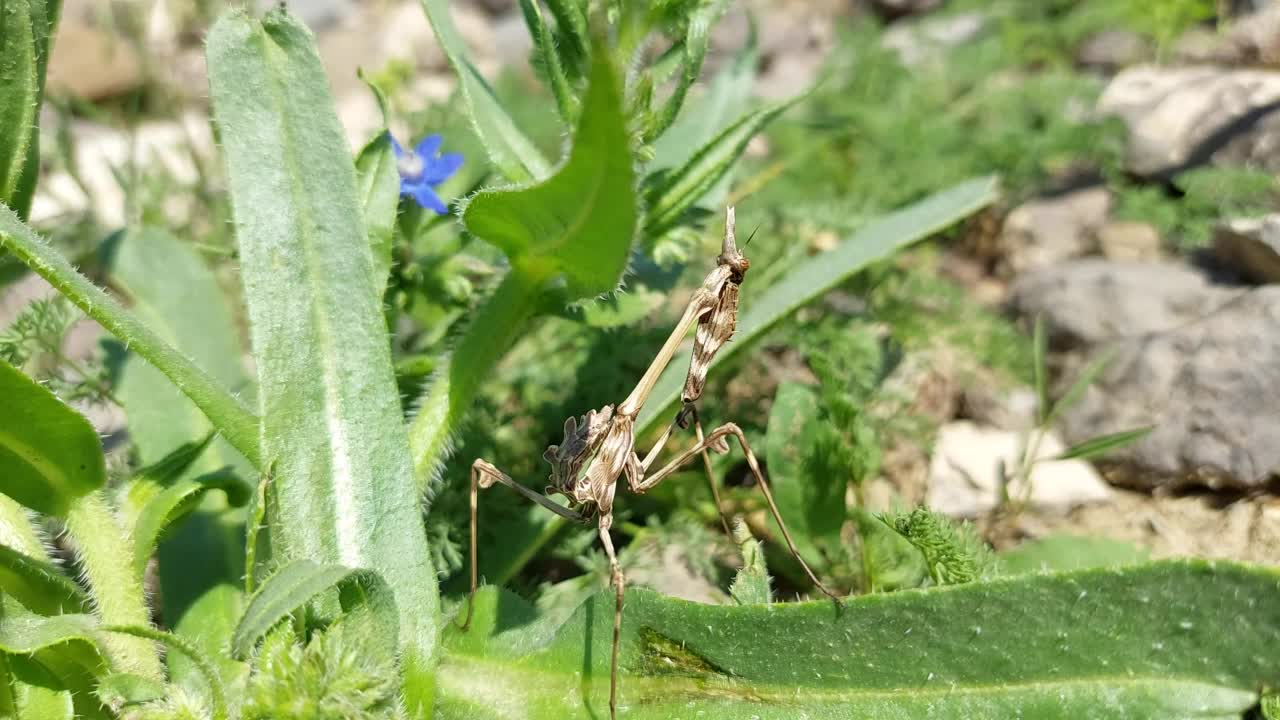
[644,96,798,240]
[463,39,636,298]
[999,535,1149,576]
[0,545,88,615]
[764,382,842,557]
[354,132,399,299]
[645,0,729,140]
[636,176,1000,435]
[728,519,771,606]
[0,357,104,517]
[131,468,252,579]
[207,11,440,711]
[439,560,1280,718]
[1054,427,1153,461]
[231,560,394,659]
[420,0,549,182]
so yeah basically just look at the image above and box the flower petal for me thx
[389,134,406,159]
[422,152,464,184]
[405,181,449,214]
[413,134,443,160]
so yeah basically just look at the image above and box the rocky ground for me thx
[11,0,1280,572]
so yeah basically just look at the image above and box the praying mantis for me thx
[460,207,838,718]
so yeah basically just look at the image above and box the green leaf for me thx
[9,654,75,720]
[420,0,549,182]
[0,545,88,616]
[354,132,400,300]
[728,519,771,606]
[542,0,587,78]
[999,535,1149,576]
[1263,691,1280,720]
[463,39,636,298]
[764,382,842,557]
[99,228,253,661]
[636,176,1000,435]
[644,96,798,241]
[0,357,104,517]
[101,624,228,720]
[95,672,167,708]
[0,209,261,466]
[206,13,439,711]
[168,584,246,708]
[519,0,576,122]
[438,560,1280,718]
[131,469,252,579]
[0,605,105,676]
[231,560,395,660]
[575,288,665,329]
[645,0,729,141]
[0,0,39,219]
[649,27,758,209]
[1053,427,1154,461]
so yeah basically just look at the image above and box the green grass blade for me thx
[0,358,104,517]
[1045,346,1115,426]
[644,96,799,241]
[1032,314,1048,424]
[206,10,440,712]
[420,0,549,182]
[439,560,1280,718]
[0,209,261,465]
[1053,427,1154,462]
[636,176,1000,435]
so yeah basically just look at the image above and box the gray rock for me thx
[1175,2,1280,66]
[1098,66,1280,178]
[1097,220,1164,262]
[997,186,1112,276]
[881,11,987,67]
[1214,214,1280,283]
[1076,30,1151,72]
[1011,260,1280,490]
[927,421,1112,518]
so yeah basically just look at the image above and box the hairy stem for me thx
[0,205,261,466]
[64,492,163,679]
[409,267,545,492]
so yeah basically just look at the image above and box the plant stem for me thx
[409,267,545,492]
[64,492,164,680]
[0,205,261,466]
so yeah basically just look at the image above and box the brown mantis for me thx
[459,207,838,718]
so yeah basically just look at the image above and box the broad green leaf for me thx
[999,535,1150,576]
[764,382,843,558]
[463,40,636,298]
[0,357,104,516]
[0,209,261,465]
[519,0,576,122]
[119,434,217,524]
[439,560,1280,718]
[644,96,799,241]
[0,545,88,615]
[0,605,105,675]
[636,176,1001,436]
[728,519,771,606]
[9,654,74,720]
[420,0,549,182]
[354,132,399,299]
[207,12,439,711]
[231,560,394,659]
[1054,427,1154,461]
[131,469,252,579]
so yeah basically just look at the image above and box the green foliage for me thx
[205,10,438,711]
[728,520,771,606]
[999,535,1149,575]
[242,628,399,720]
[0,357,105,517]
[0,0,58,220]
[441,561,1280,717]
[1116,167,1279,250]
[882,508,994,587]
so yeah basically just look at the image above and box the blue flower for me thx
[391,134,463,214]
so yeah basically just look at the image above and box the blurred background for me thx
[6,0,1280,608]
